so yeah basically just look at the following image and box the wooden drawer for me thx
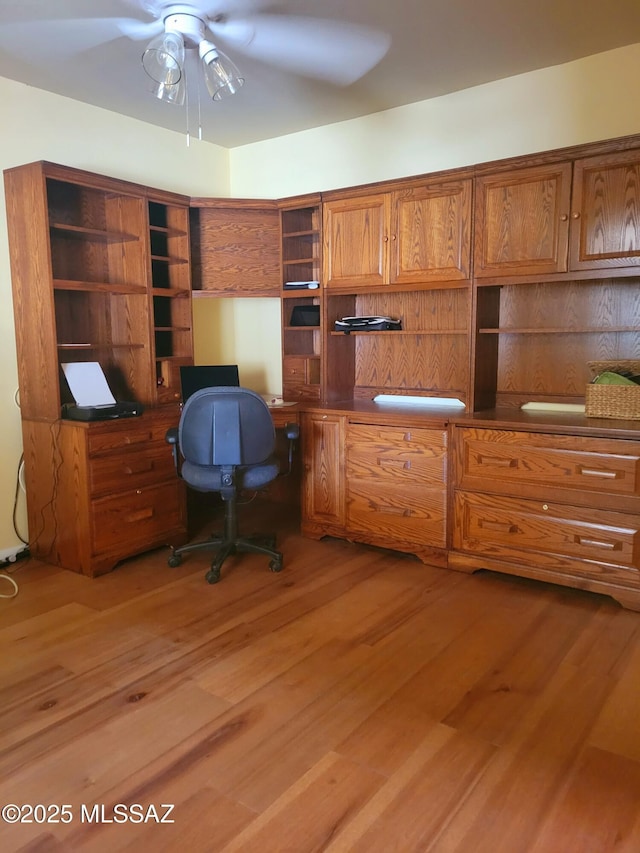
[454,427,640,506]
[347,480,446,547]
[347,424,446,486]
[91,481,183,555]
[89,443,176,496]
[454,490,640,584]
[87,412,177,456]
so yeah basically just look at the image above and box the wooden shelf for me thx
[53,279,146,294]
[479,326,639,334]
[330,329,468,336]
[50,222,139,242]
[150,254,189,265]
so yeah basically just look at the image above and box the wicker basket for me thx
[585,360,640,420]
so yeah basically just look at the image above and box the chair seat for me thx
[181,457,279,492]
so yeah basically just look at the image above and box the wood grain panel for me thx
[191,206,280,295]
[475,162,572,278]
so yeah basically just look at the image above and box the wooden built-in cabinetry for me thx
[280,196,323,402]
[296,133,640,608]
[190,198,281,296]
[450,423,640,610]
[5,134,640,604]
[301,404,449,566]
[4,161,191,576]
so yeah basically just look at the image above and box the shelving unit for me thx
[3,161,191,576]
[148,200,193,403]
[279,196,323,401]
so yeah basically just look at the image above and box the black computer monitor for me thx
[179,364,240,402]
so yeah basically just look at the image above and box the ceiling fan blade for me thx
[0,18,133,62]
[207,14,391,85]
[117,18,165,41]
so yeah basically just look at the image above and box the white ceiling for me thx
[1,0,640,149]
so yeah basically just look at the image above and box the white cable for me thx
[18,458,26,493]
[0,573,19,598]
[14,387,20,408]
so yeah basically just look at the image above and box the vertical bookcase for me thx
[279,195,323,401]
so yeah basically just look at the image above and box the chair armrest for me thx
[165,427,179,471]
[284,422,300,441]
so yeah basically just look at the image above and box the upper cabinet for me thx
[475,149,640,280]
[323,176,472,290]
[323,192,389,288]
[570,150,640,272]
[190,199,281,296]
[474,162,572,278]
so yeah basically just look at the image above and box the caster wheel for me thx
[269,559,283,573]
[206,568,221,584]
[168,553,182,568]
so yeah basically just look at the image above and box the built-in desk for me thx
[297,401,640,610]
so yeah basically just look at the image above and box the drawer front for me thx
[87,412,178,456]
[89,444,176,496]
[348,480,446,547]
[454,490,640,580]
[91,481,183,554]
[455,428,640,501]
[347,424,446,486]
[283,357,309,383]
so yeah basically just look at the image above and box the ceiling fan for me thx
[0,0,391,106]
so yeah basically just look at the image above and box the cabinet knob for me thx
[560,214,568,221]
[383,235,389,243]
[571,212,580,219]
[542,503,549,511]
[322,414,327,419]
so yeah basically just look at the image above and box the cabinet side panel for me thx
[4,166,60,420]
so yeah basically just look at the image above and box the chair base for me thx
[168,532,283,583]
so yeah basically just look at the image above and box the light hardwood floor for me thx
[2,503,640,852]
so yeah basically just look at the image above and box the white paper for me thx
[521,402,586,413]
[62,362,116,407]
[374,394,466,408]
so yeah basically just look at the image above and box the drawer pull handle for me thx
[479,519,519,533]
[478,454,517,468]
[378,458,411,470]
[579,467,618,480]
[125,508,154,523]
[575,536,617,550]
[123,462,154,475]
[123,432,153,445]
[372,503,411,517]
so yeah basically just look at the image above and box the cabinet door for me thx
[191,205,281,296]
[301,413,345,526]
[474,163,572,278]
[323,194,390,288]
[390,179,472,284]
[570,150,640,271]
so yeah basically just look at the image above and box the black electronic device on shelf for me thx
[334,316,402,333]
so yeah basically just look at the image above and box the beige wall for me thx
[2,41,640,556]
[0,77,230,558]
[229,42,640,198]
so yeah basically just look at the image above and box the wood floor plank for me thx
[218,752,385,853]
[326,724,496,852]
[528,746,640,853]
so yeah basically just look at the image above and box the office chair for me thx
[166,386,299,584]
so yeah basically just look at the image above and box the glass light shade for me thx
[142,30,185,86]
[199,42,244,100]
[148,74,186,106]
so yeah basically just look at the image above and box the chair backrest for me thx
[178,386,276,468]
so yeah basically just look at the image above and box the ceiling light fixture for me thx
[141,11,244,114]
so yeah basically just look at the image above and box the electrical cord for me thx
[0,572,19,599]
